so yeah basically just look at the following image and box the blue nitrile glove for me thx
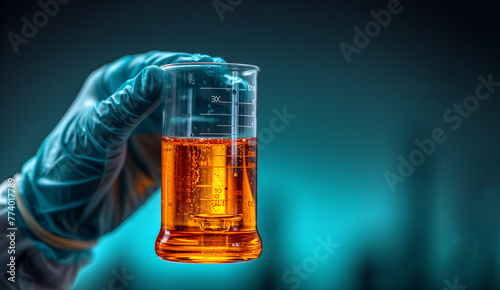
[15,51,225,257]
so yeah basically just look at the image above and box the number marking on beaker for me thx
[212,200,226,208]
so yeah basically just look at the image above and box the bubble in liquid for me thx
[194,127,197,131]
[190,79,196,85]
[233,172,238,177]
[190,133,194,137]
[208,104,211,107]
[210,109,214,112]
[232,89,237,95]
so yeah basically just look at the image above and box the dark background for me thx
[1,0,499,289]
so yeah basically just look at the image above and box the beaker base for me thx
[155,229,262,263]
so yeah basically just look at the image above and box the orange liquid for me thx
[155,137,262,263]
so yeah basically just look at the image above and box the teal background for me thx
[1,0,499,289]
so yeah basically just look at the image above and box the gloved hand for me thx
[17,51,225,257]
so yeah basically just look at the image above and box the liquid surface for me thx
[155,137,262,263]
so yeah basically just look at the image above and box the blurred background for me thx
[1,0,499,289]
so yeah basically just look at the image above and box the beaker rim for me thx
[161,62,260,72]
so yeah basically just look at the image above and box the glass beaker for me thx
[155,63,262,263]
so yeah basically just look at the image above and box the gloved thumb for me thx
[87,65,165,149]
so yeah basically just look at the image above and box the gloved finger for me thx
[212,56,226,63]
[88,65,166,148]
[99,51,226,96]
